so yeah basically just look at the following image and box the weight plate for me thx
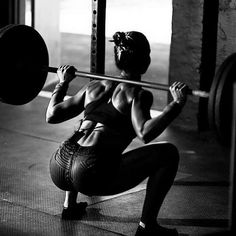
[0,24,49,105]
[208,53,236,145]
[215,53,236,145]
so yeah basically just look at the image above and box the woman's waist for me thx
[65,127,125,151]
[82,116,135,134]
[77,132,130,154]
[80,119,135,137]
[59,138,122,166]
[79,124,131,149]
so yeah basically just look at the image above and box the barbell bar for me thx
[46,66,209,98]
[0,24,235,146]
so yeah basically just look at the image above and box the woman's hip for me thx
[49,140,120,193]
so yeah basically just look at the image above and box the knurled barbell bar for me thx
[46,66,209,98]
[0,24,235,145]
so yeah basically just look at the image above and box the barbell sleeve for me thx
[47,66,209,98]
[189,90,209,98]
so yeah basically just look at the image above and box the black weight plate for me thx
[208,53,236,145]
[215,53,236,145]
[0,24,49,105]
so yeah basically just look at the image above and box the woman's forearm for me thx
[139,101,182,143]
[46,82,86,124]
[46,81,69,122]
[51,81,69,104]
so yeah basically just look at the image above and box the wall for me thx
[217,0,236,67]
[169,0,204,130]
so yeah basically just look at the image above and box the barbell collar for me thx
[47,66,209,98]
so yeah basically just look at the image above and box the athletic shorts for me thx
[49,138,120,195]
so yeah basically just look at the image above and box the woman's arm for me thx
[131,82,188,143]
[46,65,87,124]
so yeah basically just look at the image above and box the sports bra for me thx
[84,99,136,139]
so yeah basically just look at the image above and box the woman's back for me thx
[77,80,138,153]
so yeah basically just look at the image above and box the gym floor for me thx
[0,90,231,235]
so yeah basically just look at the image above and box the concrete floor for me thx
[0,92,232,236]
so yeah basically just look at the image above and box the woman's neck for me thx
[120,71,141,81]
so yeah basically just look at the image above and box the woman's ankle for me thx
[137,221,178,235]
[139,219,156,229]
[61,202,88,220]
[64,191,78,208]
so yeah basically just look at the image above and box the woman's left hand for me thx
[169,81,188,107]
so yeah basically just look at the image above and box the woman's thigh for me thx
[91,141,179,196]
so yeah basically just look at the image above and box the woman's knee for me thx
[152,142,179,168]
[164,142,179,166]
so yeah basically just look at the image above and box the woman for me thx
[46,31,188,235]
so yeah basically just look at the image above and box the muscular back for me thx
[77,80,142,149]
[84,80,137,115]
[84,80,114,105]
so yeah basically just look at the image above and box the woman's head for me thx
[111,31,151,75]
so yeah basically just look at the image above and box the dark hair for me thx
[111,31,151,74]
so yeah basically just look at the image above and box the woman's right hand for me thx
[169,81,188,107]
[57,65,76,83]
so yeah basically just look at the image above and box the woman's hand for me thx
[169,81,188,107]
[57,65,76,83]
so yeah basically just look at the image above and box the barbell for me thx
[0,24,209,105]
[0,24,235,145]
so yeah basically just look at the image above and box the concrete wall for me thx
[217,0,236,67]
[169,0,204,130]
[34,0,61,86]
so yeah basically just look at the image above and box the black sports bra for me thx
[84,99,136,139]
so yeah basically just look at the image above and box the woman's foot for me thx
[135,223,178,236]
[61,202,88,220]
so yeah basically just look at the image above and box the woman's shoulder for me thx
[135,87,153,99]
[133,88,153,106]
